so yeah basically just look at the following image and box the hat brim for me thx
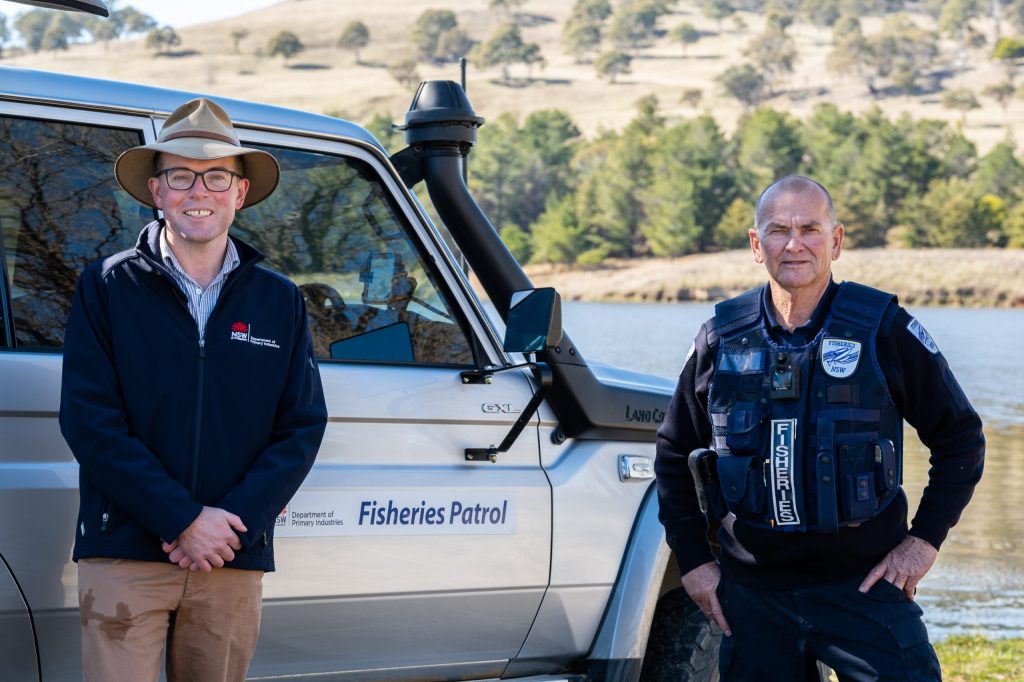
[115,139,280,209]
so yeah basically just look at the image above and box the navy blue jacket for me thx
[60,222,327,571]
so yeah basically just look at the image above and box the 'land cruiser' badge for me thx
[821,338,861,378]
[906,318,939,354]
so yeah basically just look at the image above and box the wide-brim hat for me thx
[114,97,280,209]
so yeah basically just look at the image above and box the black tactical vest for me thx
[707,282,903,534]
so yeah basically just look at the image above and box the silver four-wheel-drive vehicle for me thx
[0,2,722,680]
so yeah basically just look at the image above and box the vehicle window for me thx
[0,115,146,350]
[232,145,476,366]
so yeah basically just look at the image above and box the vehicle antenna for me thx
[460,57,469,184]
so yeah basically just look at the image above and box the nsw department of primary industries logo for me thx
[229,321,280,349]
[821,338,861,378]
[230,321,249,342]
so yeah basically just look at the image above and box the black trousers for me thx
[717,576,942,681]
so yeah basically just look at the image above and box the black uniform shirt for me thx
[654,280,985,589]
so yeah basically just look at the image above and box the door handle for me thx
[619,455,653,481]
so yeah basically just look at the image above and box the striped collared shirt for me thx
[159,225,240,341]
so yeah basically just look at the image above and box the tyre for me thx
[639,587,721,682]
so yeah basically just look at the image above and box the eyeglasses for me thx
[156,167,240,192]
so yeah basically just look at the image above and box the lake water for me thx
[561,301,1024,641]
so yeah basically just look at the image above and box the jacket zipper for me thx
[191,337,206,497]
[100,499,112,532]
[185,271,249,498]
[140,232,259,500]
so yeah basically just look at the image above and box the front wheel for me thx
[638,587,836,682]
[640,588,721,682]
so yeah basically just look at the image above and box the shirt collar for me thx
[762,279,838,338]
[159,224,240,290]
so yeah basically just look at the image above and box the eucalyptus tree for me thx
[562,0,611,61]
[982,81,1015,114]
[412,9,456,63]
[671,22,701,55]
[595,50,632,82]
[230,28,249,53]
[475,24,544,83]
[864,15,939,95]
[338,21,369,63]
[267,30,304,65]
[15,9,51,52]
[702,0,735,30]
[145,25,181,55]
[941,88,981,124]
[716,63,769,109]
[992,35,1024,81]
[743,28,797,94]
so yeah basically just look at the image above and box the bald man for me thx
[654,175,984,680]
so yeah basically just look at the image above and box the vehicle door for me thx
[0,103,157,681]
[227,132,551,681]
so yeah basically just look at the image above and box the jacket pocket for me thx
[302,341,318,406]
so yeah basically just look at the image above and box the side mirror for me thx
[460,288,562,463]
[503,288,563,354]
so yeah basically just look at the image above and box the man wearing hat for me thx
[60,98,328,681]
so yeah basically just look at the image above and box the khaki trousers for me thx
[78,558,263,682]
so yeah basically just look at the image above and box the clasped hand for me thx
[161,506,247,572]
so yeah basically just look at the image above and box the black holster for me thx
[688,448,725,517]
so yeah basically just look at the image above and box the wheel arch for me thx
[0,552,40,681]
[583,484,672,681]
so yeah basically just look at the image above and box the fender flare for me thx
[0,552,40,682]
[584,483,670,681]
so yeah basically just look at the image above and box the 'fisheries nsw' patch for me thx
[906,318,939,354]
[821,338,861,378]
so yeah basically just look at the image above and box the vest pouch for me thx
[875,439,898,493]
[724,403,766,455]
[837,435,881,524]
[717,455,767,516]
[843,472,877,523]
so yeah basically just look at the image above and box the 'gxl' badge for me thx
[482,403,520,414]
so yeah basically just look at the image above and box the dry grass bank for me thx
[6,1,1024,152]
[522,249,1024,307]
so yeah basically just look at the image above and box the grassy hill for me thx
[5,0,1022,152]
